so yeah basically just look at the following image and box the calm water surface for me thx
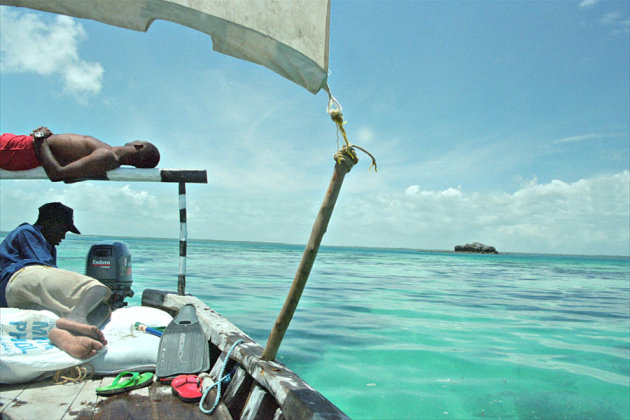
[38,236,630,419]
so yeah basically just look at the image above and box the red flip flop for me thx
[171,374,202,402]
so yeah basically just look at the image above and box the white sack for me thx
[0,306,172,384]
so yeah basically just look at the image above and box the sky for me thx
[1,0,629,256]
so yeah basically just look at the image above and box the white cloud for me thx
[554,133,601,143]
[552,131,628,146]
[600,10,615,21]
[579,0,600,7]
[356,127,376,145]
[405,185,420,196]
[601,11,620,25]
[577,1,630,34]
[0,7,103,97]
[600,11,630,32]
[330,171,630,256]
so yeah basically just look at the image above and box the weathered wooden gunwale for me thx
[0,291,349,420]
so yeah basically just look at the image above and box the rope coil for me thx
[51,364,93,385]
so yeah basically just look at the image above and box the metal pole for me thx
[262,147,358,361]
[177,182,187,295]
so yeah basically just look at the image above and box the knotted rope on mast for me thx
[334,144,359,172]
[326,92,377,173]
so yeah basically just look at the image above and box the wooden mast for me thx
[262,146,358,361]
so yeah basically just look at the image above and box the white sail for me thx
[0,0,330,93]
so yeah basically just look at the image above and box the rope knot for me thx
[334,145,359,172]
[330,109,344,125]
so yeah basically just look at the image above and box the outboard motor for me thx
[86,241,134,309]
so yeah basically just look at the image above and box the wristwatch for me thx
[33,131,50,140]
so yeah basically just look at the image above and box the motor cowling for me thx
[86,241,134,309]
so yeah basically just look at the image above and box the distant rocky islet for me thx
[454,242,498,254]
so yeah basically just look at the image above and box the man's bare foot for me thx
[56,317,107,345]
[49,328,104,359]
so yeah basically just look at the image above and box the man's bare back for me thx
[46,134,114,166]
[31,127,160,181]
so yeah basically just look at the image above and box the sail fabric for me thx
[1,0,330,93]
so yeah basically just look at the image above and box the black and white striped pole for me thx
[178,182,187,295]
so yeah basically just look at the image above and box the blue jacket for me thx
[0,223,57,306]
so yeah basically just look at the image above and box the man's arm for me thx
[31,130,120,182]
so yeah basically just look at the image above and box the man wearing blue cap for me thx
[0,202,111,359]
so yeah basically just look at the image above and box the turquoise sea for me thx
[13,234,630,419]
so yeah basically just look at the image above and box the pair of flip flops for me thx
[171,374,203,402]
[96,371,154,396]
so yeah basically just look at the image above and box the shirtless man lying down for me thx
[0,127,160,181]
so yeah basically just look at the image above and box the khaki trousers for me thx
[5,265,110,316]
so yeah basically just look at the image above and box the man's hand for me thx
[30,127,53,138]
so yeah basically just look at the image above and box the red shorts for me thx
[0,133,40,170]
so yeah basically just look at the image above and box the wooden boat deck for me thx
[0,290,349,420]
[0,375,231,419]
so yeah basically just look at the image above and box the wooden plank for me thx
[241,383,280,420]
[272,407,285,420]
[0,168,208,184]
[199,387,233,419]
[208,352,228,378]
[0,383,24,406]
[3,380,86,419]
[0,382,25,417]
[223,367,254,419]
[63,377,104,420]
[211,399,233,419]
[86,376,231,420]
[160,169,207,183]
[0,374,231,419]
